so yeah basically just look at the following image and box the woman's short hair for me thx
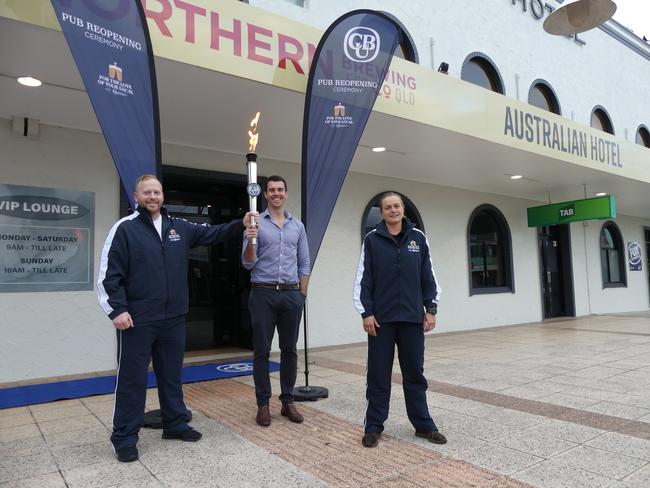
[379,191,404,208]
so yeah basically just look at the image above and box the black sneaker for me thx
[116,445,139,462]
[362,432,381,448]
[162,427,202,442]
[415,431,447,444]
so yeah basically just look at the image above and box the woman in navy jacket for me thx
[353,192,447,448]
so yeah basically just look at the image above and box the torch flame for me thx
[248,111,261,152]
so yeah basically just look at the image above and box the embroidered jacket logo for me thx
[168,229,181,242]
[407,240,420,253]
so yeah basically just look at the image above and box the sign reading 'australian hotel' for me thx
[504,107,622,168]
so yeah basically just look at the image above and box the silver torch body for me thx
[246,152,260,245]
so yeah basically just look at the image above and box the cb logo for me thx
[216,363,254,373]
[344,27,380,63]
[247,182,262,197]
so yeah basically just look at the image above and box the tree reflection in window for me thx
[467,205,513,294]
[470,212,504,287]
[600,222,626,287]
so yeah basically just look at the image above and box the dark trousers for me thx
[111,316,189,451]
[364,321,437,434]
[249,288,304,406]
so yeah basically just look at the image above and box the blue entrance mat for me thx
[0,359,279,409]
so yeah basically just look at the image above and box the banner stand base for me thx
[293,385,329,402]
[142,409,192,429]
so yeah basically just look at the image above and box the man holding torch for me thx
[242,175,310,426]
[98,174,257,462]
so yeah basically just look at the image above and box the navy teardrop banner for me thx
[301,10,401,268]
[50,0,160,203]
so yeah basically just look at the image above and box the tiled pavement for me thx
[2,314,650,487]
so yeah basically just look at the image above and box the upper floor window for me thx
[379,11,419,63]
[600,222,626,287]
[591,107,614,135]
[393,39,418,62]
[461,53,505,95]
[528,81,561,115]
[361,192,424,240]
[467,204,514,294]
[636,126,650,148]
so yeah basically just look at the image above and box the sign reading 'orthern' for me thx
[527,195,616,227]
[0,184,95,292]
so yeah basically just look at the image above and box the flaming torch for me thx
[246,112,261,244]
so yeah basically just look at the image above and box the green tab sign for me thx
[527,196,616,227]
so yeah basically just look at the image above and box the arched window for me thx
[600,222,626,287]
[636,125,650,148]
[379,11,419,63]
[461,53,505,94]
[361,192,424,239]
[393,38,418,62]
[528,80,561,115]
[467,205,514,294]
[591,106,615,135]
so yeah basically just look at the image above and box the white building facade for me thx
[0,0,648,384]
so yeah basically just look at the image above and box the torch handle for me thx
[249,208,257,246]
[246,154,258,246]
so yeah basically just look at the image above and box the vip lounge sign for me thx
[527,195,616,227]
[627,241,642,271]
[0,184,95,292]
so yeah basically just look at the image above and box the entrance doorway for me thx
[538,224,575,318]
[163,166,264,351]
[121,166,263,352]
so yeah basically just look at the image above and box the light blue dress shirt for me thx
[242,209,310,283]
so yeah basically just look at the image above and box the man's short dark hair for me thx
[265,175,287,192]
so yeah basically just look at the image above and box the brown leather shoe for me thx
[280,403,304,423]
[256,405,271,427]
[415,431,447,444]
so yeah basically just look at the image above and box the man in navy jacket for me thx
[353,192,446,448]
[97,174,255,462]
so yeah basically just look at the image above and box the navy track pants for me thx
[364,321,438,434]
[111,316,189,451]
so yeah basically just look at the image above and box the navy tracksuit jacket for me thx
[97,206,242,450]
[98,206,241,324]
[353,219,441,322]
[353,218,442,434]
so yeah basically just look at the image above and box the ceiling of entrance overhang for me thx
[1,17,649,219]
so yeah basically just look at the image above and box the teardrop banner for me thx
[301,10,401,267]
[296,10,401,402]
[50,0,160,204]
